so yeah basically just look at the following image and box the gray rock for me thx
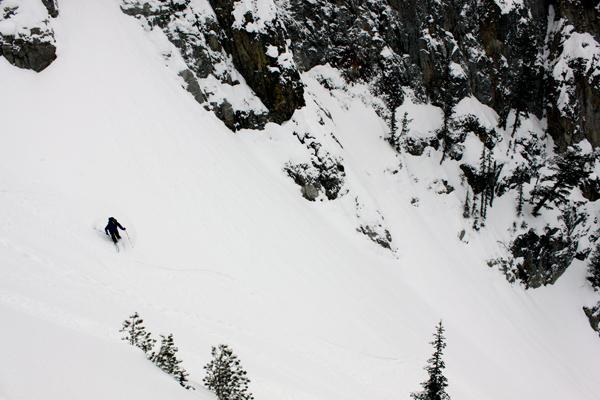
[0,29,57,72]
[490,227,579,289]
[301,184,319,201]
[178,69,207,104]
[208,0,305,123]
[583,302,600,337]
[121,0,300,130]
[41,0,59,18]
[358,225,393,250]
[284,155,345,201]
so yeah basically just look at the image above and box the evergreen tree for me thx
[376,49,405,139]
[389,112,412,153]
[119,312,156,354]
[204,344,254,400]
[471,193,481,230]
[587,243,600,291]
[516,182,524,216]
[462,189,471,219]
[400,113,411,142]
[507,15,544,137]
[530,146,595,216]
[411,321,451,400]
[479,147,489,220]
[438,54,457,165]
[151,334,191,389]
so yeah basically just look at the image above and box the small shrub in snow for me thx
[150,333,192,389]
[119,312,156,354]
[119,314,192,389]
[204,344,253,400]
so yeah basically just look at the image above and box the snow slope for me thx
[1,0,599,399]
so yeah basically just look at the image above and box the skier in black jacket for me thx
[105,217,126,244]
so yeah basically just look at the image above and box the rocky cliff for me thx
[2,0,598,146]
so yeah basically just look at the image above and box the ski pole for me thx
[126,230,134,248]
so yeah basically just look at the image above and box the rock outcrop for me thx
[41,0,59,18]
[0,26,56,72]
[546,5,600,149]
[284,129,346,201]
[281,0,599,149]
[583,302,600,338]
[0,0,58,72]
[119,0,600,145]
[208,0,304,123]
[121,0,304,130]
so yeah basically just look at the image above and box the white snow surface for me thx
[1,1,600,400]
[0,0,51,37]
[232,0,278,33]
[396,96,443,139]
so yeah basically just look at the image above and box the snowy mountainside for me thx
[1,0,600,400]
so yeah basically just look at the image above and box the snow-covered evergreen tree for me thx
[119,312,156,354]
[203,344,253,400]
[151,334,191,389]
[411,321,450,400]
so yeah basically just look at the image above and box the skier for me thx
[105,217,126,244]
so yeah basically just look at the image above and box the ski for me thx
[94,227,121,252]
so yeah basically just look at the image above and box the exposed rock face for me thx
[119,0,600,145]
[583,302,600,337]
[546,1,600,149]
[281,0,599,149]
[41,0,59,18]
[284,130,346,201]
[208,0,305,123]
[510,228,577,288]
[0,1,58,72]
[0,27,56,72]
[488,197,592,289]
[121,0,304,129]
[282,0,545,118]
[284,160,345,201]
[556,0,600,39]
[178,69,208,104]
